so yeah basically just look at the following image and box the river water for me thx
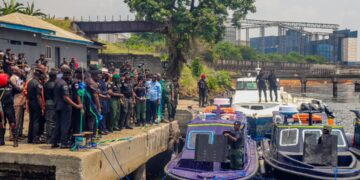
[283,83,360,134]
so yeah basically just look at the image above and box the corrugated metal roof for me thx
[0,13,92,44]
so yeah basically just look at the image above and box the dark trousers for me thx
[258,87,267,102]
[71,108,81,134]
[269,87,278,102]
[136,100,146,125]
[52,108,72,145]
[45,101,56,143]
[171,100,178,119]
[120,98,131,129]
[99,111,109,132]
[28,105,41,143]
[147,100,158,124]
[199,90,206,107]
[2,103,16,125]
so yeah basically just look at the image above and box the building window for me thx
[23,41,37,46]
[10,40,21,45]
[45,46,52,59]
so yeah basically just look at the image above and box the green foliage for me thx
[304,55,326,64]
[214,42,242,61]
[179,65,198,97]
[240,45,258,60]
[0,0,45,17]
[191,57,202,77]
[211,41,328,64]
[124,0,256,75]
[0,0,23,15]
[21,1,46,17]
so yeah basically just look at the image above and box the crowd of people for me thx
[0,48,180,148]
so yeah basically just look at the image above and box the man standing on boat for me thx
[224,121,244,169]
[256,70,267,102]
[268,70,278,102]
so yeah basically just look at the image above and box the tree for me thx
[124,0,256,76]
[191,57,202,77]
[0,0,24,15]
[21,1,46,17]
[214,41,242,61]
[239,45,258,60]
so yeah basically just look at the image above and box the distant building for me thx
[223,21,247,46]
[250,29,358,63]
[0,13,101,68]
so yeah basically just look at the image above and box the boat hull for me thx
[164,139,259,180]
[261,140,360,180]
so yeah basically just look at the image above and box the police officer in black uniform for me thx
[44,69,57,143]
[70,68,85,136]
[27,66,46,144]
[0,72,21,147]
[51,67,82,148]
[84,70,102,133]
[120,72,133,130]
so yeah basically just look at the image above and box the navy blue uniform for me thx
[27,78,43,143]
[51,78,72,146]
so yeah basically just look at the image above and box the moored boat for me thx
[260,107,360,180]
[164,108,258,180]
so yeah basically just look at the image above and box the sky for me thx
[16,0,360,55]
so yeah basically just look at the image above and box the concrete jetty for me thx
[0,121,180,180]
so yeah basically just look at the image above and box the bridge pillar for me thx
[301,79,307,94]
[332,78,338,98]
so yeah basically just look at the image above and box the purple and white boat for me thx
[165,110,258,180]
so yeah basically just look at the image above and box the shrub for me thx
[191,57,202,77]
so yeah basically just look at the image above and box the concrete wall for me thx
[99,54,163,74]
[0,121,179,180]
[0,28,92,68]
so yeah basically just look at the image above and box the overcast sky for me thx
[17,0,360,55]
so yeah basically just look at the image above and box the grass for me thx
[101,41,161,56]
[44,19,73,32]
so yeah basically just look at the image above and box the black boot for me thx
[11,128,18,147]
[0,128,5,146]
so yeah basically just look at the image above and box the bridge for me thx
[72,21,165,34]
[212,60,360,97]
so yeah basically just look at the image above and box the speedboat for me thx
[232,76,282,141]
[232,75,335,141]
[164,108,258,180]
[260,106,360,180]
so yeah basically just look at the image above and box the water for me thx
[284,83,360,134]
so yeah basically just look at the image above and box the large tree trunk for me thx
[166,34,186,77]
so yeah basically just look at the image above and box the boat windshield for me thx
[331,130,346,147]
[302,129,346,147]
[236,81,257,90]
[186,131,214,150]
[280,129,299,146]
